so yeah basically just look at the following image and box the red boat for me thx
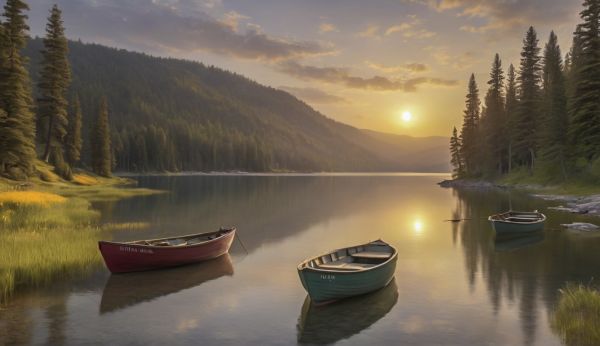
[98,228,236,273]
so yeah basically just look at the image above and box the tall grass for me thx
[0,194,104,303]
[551,283,600,346]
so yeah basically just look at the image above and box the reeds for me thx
[0,197,103,303]
[551,283,600,346]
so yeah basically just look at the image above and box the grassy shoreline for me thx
[0,168,162,303]
[552,284,600,346]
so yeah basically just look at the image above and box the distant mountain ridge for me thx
[24,39,449,173]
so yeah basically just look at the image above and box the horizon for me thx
[27,0,582,138]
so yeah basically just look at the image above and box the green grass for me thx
[0,198,105,303]
[551,283,600,346]
[497,168,600,196]
[0,166,163,304]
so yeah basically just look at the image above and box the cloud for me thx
[358,25,381,38]
[384,15,436,39]
[278,61,458,92]
[427,47,479,70]
[365,61,429,74]
[45,0,333,61]
[359,15,435,40]
[410,0,580,33]
[279,86,346,104]
[319,23,339,34]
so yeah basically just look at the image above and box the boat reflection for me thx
[99,254,234,314]
[494,232,545,252]
[297,279,398,345]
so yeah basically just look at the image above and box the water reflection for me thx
[494,232,545,252]
[452,187,600,345]
[100,254,234,314]
[297,280,398,345]
[3,175,600,345]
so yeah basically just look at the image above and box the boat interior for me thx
[129,229,233,247]
[304,242,395,272]
[492,212,544,223]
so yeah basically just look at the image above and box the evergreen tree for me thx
[482,54,505,175]
[539,31,568,179]
[65,95,82,166]
[505,64,518,173]
[450,126,463,178]
[569,0,600,162]
[0,0,36,179]
[91,97,111,177]
[38,4,71,171]
[459,74,481,176]
[514,26,542,171]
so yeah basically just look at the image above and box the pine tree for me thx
[459,74,481,176]
[539,31,568,179]
[514,26,542,171]
[450,126,463,178]
[482,54,505,175]
[38,4,71,172]
[505,64,518,173]
[0,0,36,179]
[569,0,600,162]
[65,95,82,166]
[91,97,111,177]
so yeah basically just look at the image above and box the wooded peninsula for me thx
[450,0,600,188]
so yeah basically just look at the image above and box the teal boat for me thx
[488,211,546,235]
[297,240,397,305]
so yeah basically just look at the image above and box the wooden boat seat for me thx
[351,251,392,259]
[318,262,374,271]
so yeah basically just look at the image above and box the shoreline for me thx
[439,179,600,219]
[115,171,452,177]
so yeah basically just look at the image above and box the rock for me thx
[561,223,600,232]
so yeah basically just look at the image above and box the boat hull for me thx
[98,230,235,273]
[489,220,545,234]
[298,255,397,304]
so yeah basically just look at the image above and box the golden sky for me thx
[29,0,583,137]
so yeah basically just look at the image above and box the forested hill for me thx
[24,38,449,173]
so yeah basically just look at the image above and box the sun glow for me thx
[413,219,423,234]
[402,111,412,122]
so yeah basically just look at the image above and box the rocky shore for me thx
[440,179,600,231]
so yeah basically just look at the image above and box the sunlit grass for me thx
[72,173,99,186]
[0,190,66,206]
[0,198,105,303]
[0,167,163,303]
[551,283,600,346]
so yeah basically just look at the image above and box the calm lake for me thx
[2,174,600,345]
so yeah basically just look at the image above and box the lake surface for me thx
[2,174,600,345]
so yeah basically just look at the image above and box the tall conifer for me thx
[65,95,82,166]
[450,127,463,178]
[482,54,505,175]
[569,0,600,162]
[505,64,518,173]
[460,74,481,176]
[514,27,542,170]
[539,31,568,179]
[38,5,71,171]
[92,97,111,177]
[0,0,36,179]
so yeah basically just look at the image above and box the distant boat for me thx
[297,239,397,305]
[100,254,234,313]
[98,228,236,273]
[297,279,398,344]
[488,211,546,235]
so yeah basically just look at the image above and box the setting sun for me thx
[402,111,413,122]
